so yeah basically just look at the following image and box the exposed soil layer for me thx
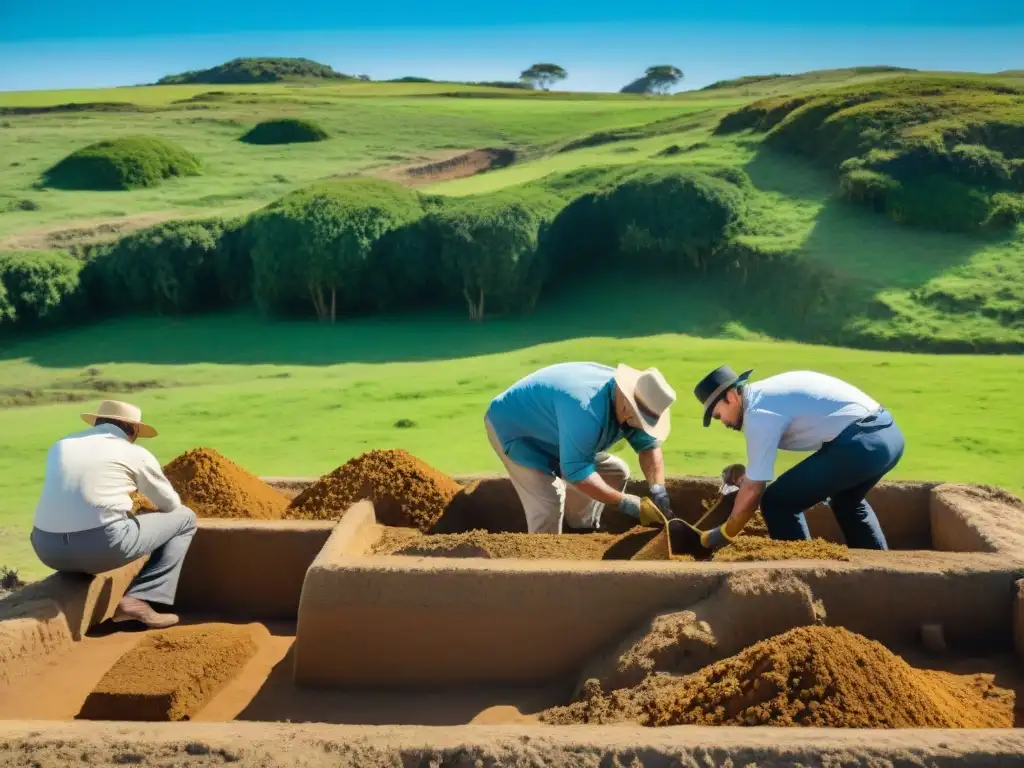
[711,537,851,562]
[138,448,290,519]
[286,449,462,530]
[77,623,265,722]
[403,148,515,183]
[543,626,1014,728]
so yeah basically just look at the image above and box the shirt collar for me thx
[92,422,130,441]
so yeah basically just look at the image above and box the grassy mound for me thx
[717,76,1024,232]
[239,118,330,145]
[42,136,201,190]
[158,57,351,85]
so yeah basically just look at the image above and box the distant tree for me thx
[519,63,568,91]
[645,65,684,94]
[357,74,371,81]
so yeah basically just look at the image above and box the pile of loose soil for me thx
[286,449,463,530]
[372,528,619,560]
[77,623,267,722]
[574,571,824,695]
[542,626,1014,728]
[131,447,288,519]
[160,448,290,520]
[711,536,850,562]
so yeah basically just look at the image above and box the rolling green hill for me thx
[156,56,353,85]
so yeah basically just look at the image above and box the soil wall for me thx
[176,520,335,619]
[2,720,1023,768]
[295,507,1017,687]
[1015,579,1024,661]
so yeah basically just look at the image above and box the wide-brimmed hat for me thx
[614,364,676,441]
[694,365,753,427]
[81,400,157,438]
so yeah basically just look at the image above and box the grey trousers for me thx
[30,506,198,605]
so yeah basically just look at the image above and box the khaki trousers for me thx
[485,416,630,534]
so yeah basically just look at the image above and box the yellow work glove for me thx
[701,524,735,550]
[639,497,668,527]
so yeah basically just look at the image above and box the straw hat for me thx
[614,365,676,441]
[81,400,157,438]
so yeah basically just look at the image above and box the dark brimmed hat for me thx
[693,366,753,427]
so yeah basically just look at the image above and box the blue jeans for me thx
[760,410,905,550]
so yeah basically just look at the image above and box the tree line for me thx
[519,63,684,94]
[0,168,745,332]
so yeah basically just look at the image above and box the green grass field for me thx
[1,67,1022,579]
[1,310,1022,578]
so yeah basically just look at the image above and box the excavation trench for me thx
[2,449,1022,744]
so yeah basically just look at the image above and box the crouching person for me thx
[30,400,197,628]
[485,362,677,533]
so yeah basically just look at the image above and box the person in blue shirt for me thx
[485,362,677,533]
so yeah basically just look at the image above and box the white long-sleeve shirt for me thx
[32,423,182,534]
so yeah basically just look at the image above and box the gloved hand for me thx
[700,524,734,551]
[649,484,672,517]
[618,494,643,519]
[638,498,667,527]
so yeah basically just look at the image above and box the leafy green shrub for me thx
[839,169,900,212]
[984,193,1024,228]
[432,190,565,320]
[43,136,201,190]
[249,179,424,320]
[884,176,991,232]
[0,250,83,328]
[948,144,1013,187]
[82,218,246,314]
[541,167,745,278]
[239,118,329,145]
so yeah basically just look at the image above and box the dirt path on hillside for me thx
[373,147,516,186]
[0,212,181,251]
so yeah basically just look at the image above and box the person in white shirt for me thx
[30,400,197,628]
[692,366,905,551]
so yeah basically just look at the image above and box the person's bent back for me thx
[30,400,197,629]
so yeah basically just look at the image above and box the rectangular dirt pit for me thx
[77,623,267,722]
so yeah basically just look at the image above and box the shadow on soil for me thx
[236,645,563,725]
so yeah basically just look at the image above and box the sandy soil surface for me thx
[2,720,1024,767]
[0,212,179,251]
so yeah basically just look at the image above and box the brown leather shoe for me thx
[113,596,179,629]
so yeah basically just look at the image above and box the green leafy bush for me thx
[431,190,564,320]
[540,167,745,277]
[249,179,424,320]
[839,169,900,212]
[0,250,82,328]
[239,118,330,145]
[885,176,991,232]
[43,136,201,190]
[82,218,246,314]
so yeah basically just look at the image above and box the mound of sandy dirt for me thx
[131,447,289,519]
[712,536,850,562]
[575,571,824,696]
[286,449,463,530]
[543,626,1014,728]
[77,623,266,722]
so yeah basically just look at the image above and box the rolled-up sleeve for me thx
[744,411,790,482]
[133,449,182,512]
[625,428,661,454]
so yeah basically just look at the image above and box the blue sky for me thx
[1,2,1022,92]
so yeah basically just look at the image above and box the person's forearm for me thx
[724,479,766,537]
[638,447,664,486]
[572,472,625,505]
